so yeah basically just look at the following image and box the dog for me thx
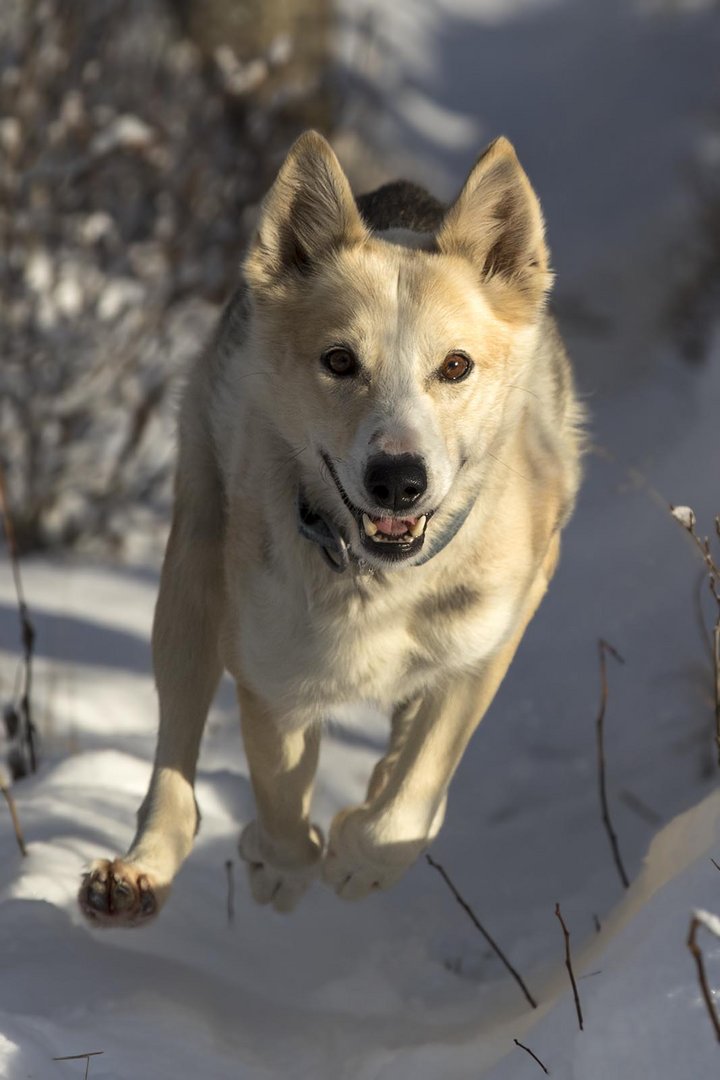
[79,131,583,924]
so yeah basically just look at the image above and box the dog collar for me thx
[414,498,475,565]
[297,494,353,573]
[297,490,475,573]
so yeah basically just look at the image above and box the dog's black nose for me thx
[364,454,427,511]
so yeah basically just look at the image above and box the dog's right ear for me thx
[244,131,368,292]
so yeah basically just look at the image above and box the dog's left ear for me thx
[437,137,551,320]
[245,131,368,292]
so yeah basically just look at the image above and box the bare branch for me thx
[671,505,720,585]
[687,910,720,1043]
[52,1052,104,1061]
[0,463,38,776]
[513,1038,550,1074]
[0,777,27,856]
[426,853,537,1009]
[225,859,235,925]
[555,903,584,1031]
[714,624,720,767]
[596,639,630,889]
[670,505,720,765]
[53,1051,104,1080]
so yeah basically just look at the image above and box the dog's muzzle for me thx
[297,452,477,573]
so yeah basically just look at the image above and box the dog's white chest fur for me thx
[227,558,517,726]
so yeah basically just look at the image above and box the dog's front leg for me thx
[79,487,224,927]
[323,562,553,900]
[237,687,323,913]
[322,676,483,900]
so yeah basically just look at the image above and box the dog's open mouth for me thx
[361,512,427,543]
[321,452,433,563]
[358,508,431,561]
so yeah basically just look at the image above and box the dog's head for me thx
[243,131,552,569]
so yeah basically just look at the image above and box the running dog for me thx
[79,131,583,924]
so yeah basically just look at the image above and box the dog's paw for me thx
[322,807,428,901]
[78,858,163,928]
[238,821,323,913]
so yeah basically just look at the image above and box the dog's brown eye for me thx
[439,352,473,382]
[322,348,359,378]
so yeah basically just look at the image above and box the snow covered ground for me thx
[2,0,720,1077]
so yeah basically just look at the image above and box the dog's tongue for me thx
[373,516,415,536]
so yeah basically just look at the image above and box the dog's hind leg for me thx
[79,399,225,927]
[237,687,323,913]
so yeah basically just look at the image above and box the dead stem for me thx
[513,1037,550,1074]
[426,852,537,1009]
[555,903,584,1031]
[686,911,720,1043]
[596,639,630,889]
[225,858,235,924]
[53,1051,104,1080]
[670,505,720,766]
[0,778,27,856]
[0,463,37,774]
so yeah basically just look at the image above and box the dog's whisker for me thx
[485,450,529,482]
[505,382,540,400]
[235,370,275,382]
[264,445,308,483]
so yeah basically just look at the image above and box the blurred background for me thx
[2,0,719,559]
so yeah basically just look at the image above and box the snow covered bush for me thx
[0,0,335,554]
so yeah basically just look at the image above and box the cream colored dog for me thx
[79,131,583,924]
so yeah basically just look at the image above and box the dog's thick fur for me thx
[80,132,583,924]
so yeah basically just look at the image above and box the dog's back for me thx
[356,181,445,233]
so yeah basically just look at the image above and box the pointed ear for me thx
[437,137,551,320]
[244,131,368,292]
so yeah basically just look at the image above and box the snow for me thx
[2,0,720,1077]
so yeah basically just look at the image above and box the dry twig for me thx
[53,1051,104,1080]
[555,903,584,1031]
[0,776,27,856]
[513,1037,550,1074]
[596,639,630,889]
[225,858,235,924]
[686,910,720,1043]
[670,506,720,766]
[0,464,37,776]
[426,853,537,1009]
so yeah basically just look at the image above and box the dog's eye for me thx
[322,347,359,378]
[439,352,473,382]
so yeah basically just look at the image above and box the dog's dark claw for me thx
[84,879,111,913]
[79,860,159,926]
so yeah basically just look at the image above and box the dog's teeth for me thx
[409,516,427,539]
[362,513,378,536]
